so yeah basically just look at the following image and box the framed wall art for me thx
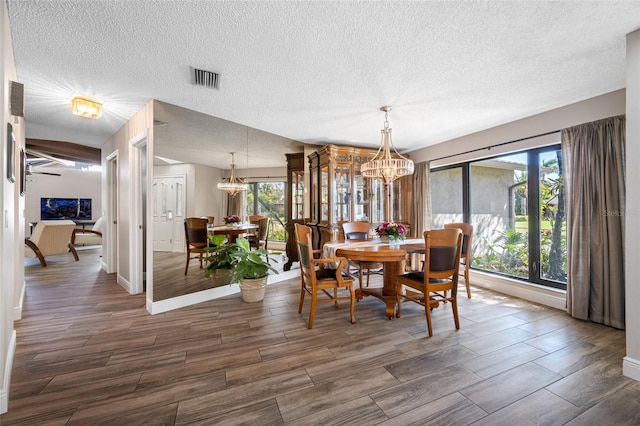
[20,148,26,196]
[6,123,15,183]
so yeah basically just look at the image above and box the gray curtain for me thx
[562,115,625,329]
[227,193,243,217]
[410,161,431,237]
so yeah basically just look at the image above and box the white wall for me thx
[193,164,227,220]
[0,0,23,413]
[100,100,154,294]
[24,168,102,232]
[412,90,626,166]
[624,29,640,381]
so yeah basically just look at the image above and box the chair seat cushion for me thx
[316,268,351,281]
[399,271,448,284]
[74,233,102,246]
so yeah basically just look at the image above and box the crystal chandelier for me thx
[361,106,414,184]
[217,152,247,197]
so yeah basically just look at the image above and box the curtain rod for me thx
[245,176,287,180]
[429,129,561,163]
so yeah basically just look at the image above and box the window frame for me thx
[431,143,566,291]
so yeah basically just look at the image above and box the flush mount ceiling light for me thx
[71,96,102,119]
[217,152,248,197]
[361,106,414,185]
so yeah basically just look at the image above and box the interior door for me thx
[153,176,185,251]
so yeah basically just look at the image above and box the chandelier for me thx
[361,106,414,184]
[217,152,248,197]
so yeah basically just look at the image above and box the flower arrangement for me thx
[223,215,241,224]
[376,222,407,241]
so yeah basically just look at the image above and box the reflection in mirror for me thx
[151,101,305,303]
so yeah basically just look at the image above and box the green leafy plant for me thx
[230,237,278,282]
[204,234,239,277]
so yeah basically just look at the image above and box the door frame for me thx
[129,130,148,296]
[105,149,119,274]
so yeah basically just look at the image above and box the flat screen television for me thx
[40,198,92,220]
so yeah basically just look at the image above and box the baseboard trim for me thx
[148,269,299,315]
[1,330,17,414]
[117,274,131,293]
[623,356,640,382]
[12,282,25,321]
[470,271,567,310]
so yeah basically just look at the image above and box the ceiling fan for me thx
[25,162,61,177]
[25,149,70,176]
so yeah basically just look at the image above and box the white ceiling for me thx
[7,1,640,170]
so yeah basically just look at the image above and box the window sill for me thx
[470,270,566,310]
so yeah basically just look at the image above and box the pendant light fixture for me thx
[217,152,247,197]
[71,95,102,119]
[361,106,414,184]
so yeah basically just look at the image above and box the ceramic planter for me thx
[209,268,233,287]
[239,276,267,302]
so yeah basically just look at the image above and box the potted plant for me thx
[204,234,238,287]
[230,237,278,302]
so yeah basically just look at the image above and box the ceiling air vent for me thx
[191,67,220,89]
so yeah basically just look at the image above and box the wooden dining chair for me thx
[444,222,473,298]
[295,223,355,329]
[249,216,269,251]
[396,228,463,337]
[184,217,209,275]
[342,221,382,288]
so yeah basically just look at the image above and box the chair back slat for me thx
[295,223,314,281]
[423,228,463,282]
[444,222,473,255]
[184,218,208,248]
[342,221,371,240]
[429,245,459,272]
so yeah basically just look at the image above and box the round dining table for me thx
[335,239,424,319]
[209,223,258,243]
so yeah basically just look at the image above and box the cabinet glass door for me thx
[291,170,304,220]
[333,164,351,222]
[354,167,369,221]
[310,166,318,222]
[320,166,329,222]
[370,179,385,223]
[391,179,403,222]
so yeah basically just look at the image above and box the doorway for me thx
[105,150,119,274]
[153,175,185,252]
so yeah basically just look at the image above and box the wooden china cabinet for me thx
[307,144,412,249]
[283,153,306,271]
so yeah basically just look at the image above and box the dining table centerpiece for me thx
[376,221,407,244]
[223,215,241,227]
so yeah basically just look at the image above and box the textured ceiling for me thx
[7,1,640,169]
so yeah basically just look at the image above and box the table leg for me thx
[355,259,403,319]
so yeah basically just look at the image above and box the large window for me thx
[431,165,465,228]
[431,145,566,290]
[246,181,286,242]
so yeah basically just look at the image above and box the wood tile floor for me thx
[3,248,640,425]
